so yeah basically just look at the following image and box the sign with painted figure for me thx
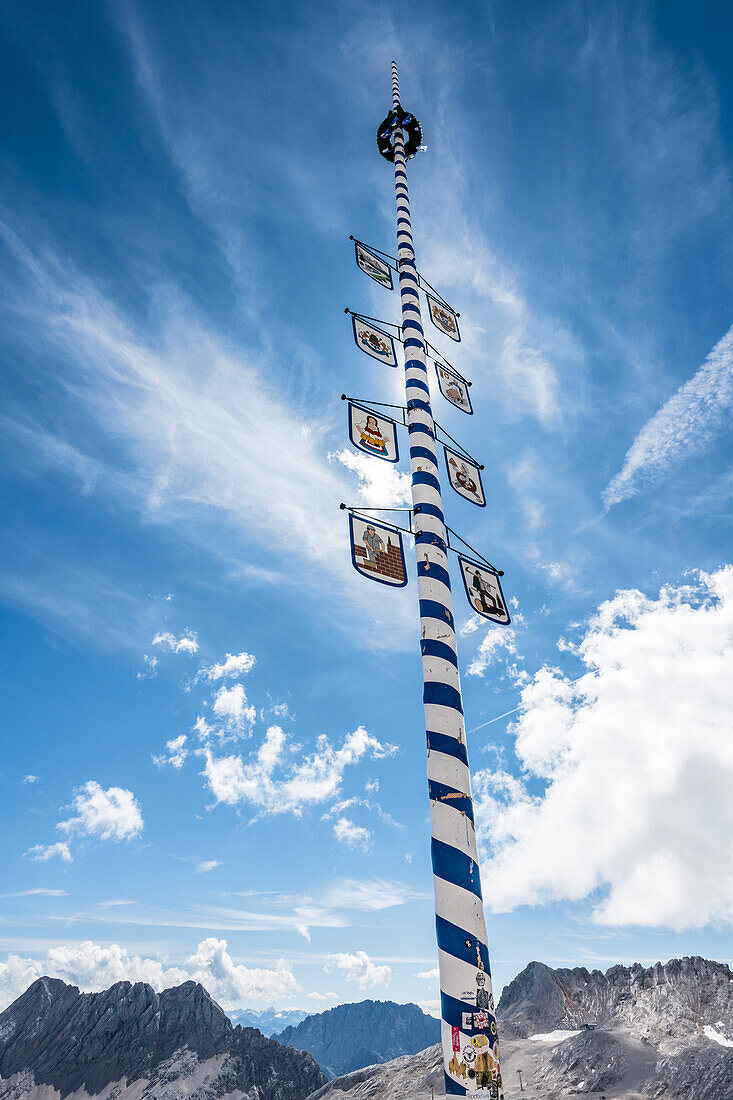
[435,363,472,413]
[426,292,460,341]
[348,513,407,587]
[459,556,510,625]
[352,315,398,366]
[348,403,399,463]
[355,241,394,290]
[444,445,485,506]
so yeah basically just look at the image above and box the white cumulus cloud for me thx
[325,950,391,989]
[203,652,256,680]
[333,817,373,852]
[473,566,733,930]
[26,842,72,863]
[195,859,220,873]
[58,781,144,842]
[202,724,396,818]
[152,631,199,654]
[212,683,256,734]
[0,937,299,1012]
[152,734,188,769]
[329,449,412,509]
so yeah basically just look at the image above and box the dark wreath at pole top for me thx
[376,107,423,161]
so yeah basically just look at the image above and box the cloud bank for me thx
[474,566,733,929]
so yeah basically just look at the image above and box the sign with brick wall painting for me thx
[348,513,407,587]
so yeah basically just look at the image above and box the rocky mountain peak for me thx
[497,955,733,1044]
[0,977,326,1100]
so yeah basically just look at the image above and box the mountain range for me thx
[228,1007,310,1037]
[2,956,733,1098]
[312,956,733,1100]
[275,999,440,1078]
[0,976,325,1100]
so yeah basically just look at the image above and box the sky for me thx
[1,0,732,1018]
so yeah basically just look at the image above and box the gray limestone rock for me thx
[0,977,326,1100]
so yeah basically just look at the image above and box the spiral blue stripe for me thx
[431,839,483,899]
[417,560,451,588]
[414,530,447,552]
[426,729,468,765]
[429,781,474,821]
[423,681,464,713]
[418,599,455,629]
[410,445,438,464]
[435,915,490,970]
[413,471,442,493]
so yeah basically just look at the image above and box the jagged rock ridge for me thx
[276,1000,440,1079]
[497,955,733,1044]
[0,976,326,1100]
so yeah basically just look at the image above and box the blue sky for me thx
[1,0,733,1015]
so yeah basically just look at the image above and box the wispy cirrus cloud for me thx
[603,324,733,508]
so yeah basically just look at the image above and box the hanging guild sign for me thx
[348,402,399,463]
[459,556,510,624]
[352,315,398,366]
[435,363,472,413]
[349,513,407,587]
[355,241,394,290]
[444,445,485,506]
[426,292,460,341]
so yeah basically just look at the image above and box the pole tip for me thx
[339,503,346,510]
[498,570,504,577]
[340,394,346,400]
[344,307,350,314]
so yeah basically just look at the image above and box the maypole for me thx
[341,62,510,1099]
[386,62,503,1100]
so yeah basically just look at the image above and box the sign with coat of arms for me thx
[435,363,472,413]
[348,402,399,463]
[458,556,510,624]
[352,315,398,366]
[444,445,485,506]
[426,292,460,341]
[355,241,394,290]
[349,513,407,587]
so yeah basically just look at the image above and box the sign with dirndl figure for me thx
[348,403,399,463]
[459,556,510,624]
[435,363,472,413]
[349,513,407,587]
[426,292,461,341]
[352,315,398,366]
[444,445,485,506]
[355,241,394,290]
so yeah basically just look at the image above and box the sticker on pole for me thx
[459,556,510,624]
[426,292,460,341]
[444,445,485,506]
[352,315,398,366]
[348,402,399,463]
[349,513,407,587]
[435,363,472,413]
[355,241,394,290]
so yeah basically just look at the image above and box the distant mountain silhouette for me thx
[275,999,440,1079]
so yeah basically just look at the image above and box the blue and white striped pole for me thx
[388,62,503,1098]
